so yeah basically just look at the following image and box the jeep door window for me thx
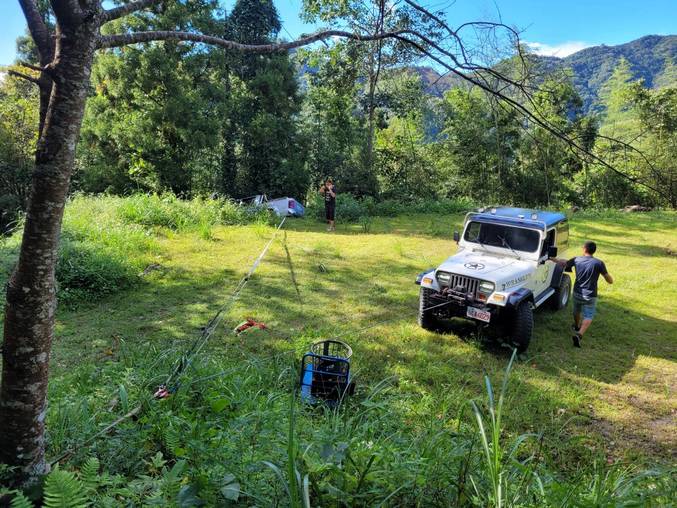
[541,229,556,257]
[464,222,540,252]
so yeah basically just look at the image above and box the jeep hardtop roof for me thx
[467,207,566,231]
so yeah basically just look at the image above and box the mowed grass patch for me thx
[3,206,674,503]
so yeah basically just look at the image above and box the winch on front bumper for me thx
[427,286,494,321]
[416,270,504,324]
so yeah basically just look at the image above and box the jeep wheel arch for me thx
[549,273,571,311]
[506,287,533,308]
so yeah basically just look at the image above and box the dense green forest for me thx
[0,1,674,233]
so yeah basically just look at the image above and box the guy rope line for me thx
[160,216,287,394]
[51,215,287,466]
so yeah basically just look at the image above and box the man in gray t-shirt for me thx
[555,241,613,348]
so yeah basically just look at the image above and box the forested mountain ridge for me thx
[411,34,676,111]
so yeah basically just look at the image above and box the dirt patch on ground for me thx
[590,356,676,460]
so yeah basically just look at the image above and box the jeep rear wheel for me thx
[549,273,571,311]
[509,301,533,352]
[418,287,439,331]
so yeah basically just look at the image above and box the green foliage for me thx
[116,193,270,230]
[76,0,307,200]
[9,491,33,508]
[308,192,476,222]
[375,74,443,200]
[438,88,521,203]
[79,0,226,195]
[0,72,38,231]
[0,193,272,309]
[300,44,368,195]
[43,468,88,508]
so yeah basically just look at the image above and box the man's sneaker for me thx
[571,323,580,333]
[572,333,582,348]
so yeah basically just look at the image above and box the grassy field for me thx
[1,201,675,505]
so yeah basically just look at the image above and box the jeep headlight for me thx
[437,272,451,284]
[478,281,495,294]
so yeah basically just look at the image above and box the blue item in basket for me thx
[300,340,354,405]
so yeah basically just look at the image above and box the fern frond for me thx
[163,425,181,456]
[10,491,34,508]
[80,457,100,494]
[43,468,88,508]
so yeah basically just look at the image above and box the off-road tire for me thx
[549,273,571,311]
[509,301,533,352]
[418,287,438,331]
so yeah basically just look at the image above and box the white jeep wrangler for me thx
[415,207,571,351]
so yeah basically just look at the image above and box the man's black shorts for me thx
[325,201,335,221]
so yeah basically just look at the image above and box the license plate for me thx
[467,306,491,323]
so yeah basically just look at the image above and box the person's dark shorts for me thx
[573,294,597,320]
[325,201,335,221]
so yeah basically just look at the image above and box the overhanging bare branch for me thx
[101,0,164,23]
[17,60,50,73]
[391,33,665,198]
[97,28,413,52]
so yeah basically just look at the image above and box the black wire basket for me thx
[300,340,354,404]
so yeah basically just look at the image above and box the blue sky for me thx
[1,0,675,65]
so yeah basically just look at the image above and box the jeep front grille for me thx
[436,272,480,295]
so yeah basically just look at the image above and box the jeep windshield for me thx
[463,221,540,253]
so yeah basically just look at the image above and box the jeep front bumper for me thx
[427,288,496,321]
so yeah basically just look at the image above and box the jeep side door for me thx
[533,228,556,300]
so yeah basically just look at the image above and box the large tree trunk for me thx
[0,16,98,486]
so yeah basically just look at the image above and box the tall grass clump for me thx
[0,193,272,308]
[4,343,674,506]
[115,193,270,231]
[116,193,220,230]
[0,194,159,307]
[58,195,160,306]
[469,350,542,507]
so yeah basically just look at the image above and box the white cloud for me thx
[525,41,593,58]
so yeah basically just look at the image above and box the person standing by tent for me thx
[319,177,337,231]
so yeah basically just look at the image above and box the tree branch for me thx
[17,60,49,73]
[97,28,412,52]
[392,33,666,198]
[7,70,41,85]
[101,0,164,23]
[18,0,54,64]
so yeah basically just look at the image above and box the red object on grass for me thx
[234,318,268,335]
[154,385,170,399]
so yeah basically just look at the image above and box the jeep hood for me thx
[436,250,532,283]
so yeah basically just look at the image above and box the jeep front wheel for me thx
[549,273,571,311]
[509,301,533,352]
[418,287,439,331]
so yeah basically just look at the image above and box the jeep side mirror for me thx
[453,231,460,243]
[547,245,558,258]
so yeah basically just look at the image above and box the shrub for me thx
[308,193,476,222]
[116,193,218,230]
[56,238,141,307]
[116,193,271,230]
[310,193,368,223]
[0,193,276,308]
